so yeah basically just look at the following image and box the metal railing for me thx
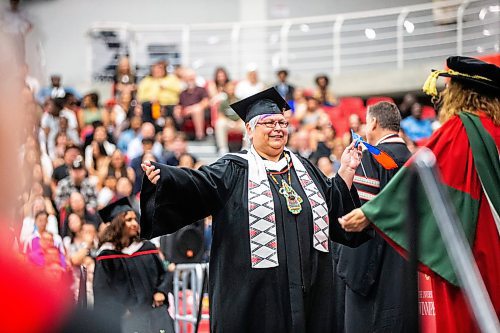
[88,0,498,85]
[173,263,209,333]
[407,148,499,333]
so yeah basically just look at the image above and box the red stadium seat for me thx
[325,106,350,137]
[422,105,436,120]
[337,97,365,119]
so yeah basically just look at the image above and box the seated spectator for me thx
[113,56,136,98]
[317,156,335,178]
[62,213,83,251]
[84,124,116,180]
[117,115,142,153]
[20,195,59,246]
[126,122,162,160]
[110,91,133,136]
[65,220,98,302]
[36,74,81,104]
[214,82,245,154]
[161,133,190,166]
[51,143,81,194]
[59,116,80,145]
[310,123,337,163]
[130,140,161,194]
[136,59,182,122]
[48,125,75,163]
[400,102,433,143]
[78,92,109,132]
[207,67,231,104]
[97,175,117,209]
[116,176,134,198]
[235,65,265,99]
[178,153,197,169]
[288,87,307,125]
[160,126,177,155]
[54,156,98,212]
[173,68,209,140]
[342,113,365,146]
[105,150,135,184]
[40,97,78,152]
[313,74,336,106]
[297,96,329,131]
[27,231,67,277]
[60,192,101,237]
[398,93,417,119]
[24,210,64,255]
[273,69,295,102]
[330,138,345,173]
[289,129,313,159]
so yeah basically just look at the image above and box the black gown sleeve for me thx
[328,175,372,247]
[140,159,235,238]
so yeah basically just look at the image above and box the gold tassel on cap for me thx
[422,70,446,97]
[422,69,493,97]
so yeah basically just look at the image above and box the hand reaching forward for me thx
[338,208,371,232]
[141,160,161,185]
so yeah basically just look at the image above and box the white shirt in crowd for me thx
[235,80,265,100]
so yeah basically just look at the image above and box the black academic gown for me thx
[332,139,412,333]
[140,152,369,333]
[93,241,173,333]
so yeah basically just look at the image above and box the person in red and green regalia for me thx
[339,56,499,333]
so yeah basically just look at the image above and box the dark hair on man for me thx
[99,210,140,251]
[367,101,402,132]
[277,69,288,76]
[53,97,66,111]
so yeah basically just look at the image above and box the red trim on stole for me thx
[97,249,160,261]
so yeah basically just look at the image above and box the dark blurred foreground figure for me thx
[340,56,500,332]
[141,87,370,332]
[93,197,174,333]
[333,101,412,332]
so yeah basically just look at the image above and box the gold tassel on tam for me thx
[422,70,446,97]
[422,69,493,97]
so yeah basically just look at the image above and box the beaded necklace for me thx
[267,153,303,215]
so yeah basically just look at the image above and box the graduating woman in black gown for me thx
[93,198,174,333]
[141,88,369,332]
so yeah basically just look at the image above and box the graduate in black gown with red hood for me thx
[93,197,174,333]
[141,87,370,332]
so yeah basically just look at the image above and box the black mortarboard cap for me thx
[98,196,137,223]
[230,87,291,123]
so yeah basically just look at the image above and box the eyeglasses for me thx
[257,120,289,128]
